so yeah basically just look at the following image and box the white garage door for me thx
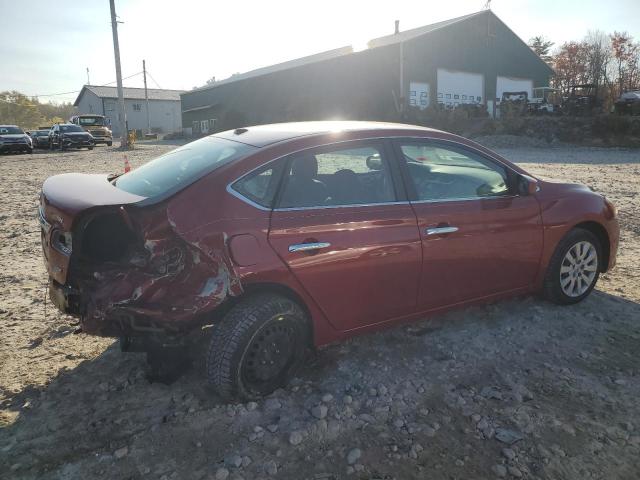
[496,76,533,101]
[437,69,484,108]
[409,82,430,109]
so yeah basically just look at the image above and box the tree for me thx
[611,31,640,95]
[0,91,77,129]
[529,36,554,64]
[552,41,590,94]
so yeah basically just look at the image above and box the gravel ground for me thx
[0,141,639,480]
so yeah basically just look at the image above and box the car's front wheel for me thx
[206,293,310,401]
[543,228,601,305]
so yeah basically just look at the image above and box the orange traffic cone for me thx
[124,154,131,173]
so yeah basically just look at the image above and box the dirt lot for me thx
[1,141,639,480]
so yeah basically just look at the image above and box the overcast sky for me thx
[1,0,639,104]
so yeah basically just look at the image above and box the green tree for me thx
[0,91,77,129]
[529,36,555,64]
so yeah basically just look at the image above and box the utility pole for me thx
[143,59,151,135]
[109,0,128,148]
[86,67,90,85]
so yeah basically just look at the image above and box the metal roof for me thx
[74,85,184,105]
[186,11,488,96]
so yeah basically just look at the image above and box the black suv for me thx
[49,124,95,151]
[0,125,33,154]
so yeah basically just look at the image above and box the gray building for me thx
[181,10,553,135]
[74,85,185,136]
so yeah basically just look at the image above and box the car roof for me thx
[213,121,443,147]
[0,125,20,128]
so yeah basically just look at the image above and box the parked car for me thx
[40,121,619,400]
[69,114,113,146]
[31,129,51,149]
[614,90,640,115]
[0,125,32,154]
[49,124,95,150]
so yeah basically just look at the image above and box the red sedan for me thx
[40,121,619,400]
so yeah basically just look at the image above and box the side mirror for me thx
[517,174,539,196]
[366,154,383,170]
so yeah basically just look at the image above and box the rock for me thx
[507,466,523,478]
[264,460,278,475]
[502,448,516,460]
[493,465,507,477]
[224,454,243,468]
[266,424,279,433]
[242,456,252,467]
[114,447,128,459]
[322,393,334,403]
[289,431,304,446]
[214,467,230,480]
[480,386,503,400]
[495,428,524,445]
[378,385,388,396]
[264,398,281,410]
[476,418,489,430]
[311,404,328,419]
[246,402,258,411]
[347,448,361,465]
[343,395,353,404]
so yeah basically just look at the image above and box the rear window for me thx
[77,117,105,126]
[114,136,256,198]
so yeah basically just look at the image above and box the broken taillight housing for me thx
[51,230,73,255]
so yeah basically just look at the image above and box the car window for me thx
[115,136,256,199]
[400,142,509,201]
[277,144,396,208]
[232,158,286,208]
[60,125,84,133]
[0,126,24,134]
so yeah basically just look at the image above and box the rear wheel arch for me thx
[238,282,314,347]
[571,221,610,272]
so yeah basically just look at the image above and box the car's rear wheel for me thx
[543,228,601,305]
[206,293,310,401]
[88,146,94,150]
[107,141,113,146]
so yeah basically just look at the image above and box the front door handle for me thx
[288,242,331,253]
[425,226,459,236]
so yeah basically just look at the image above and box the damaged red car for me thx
[40,121,619,400]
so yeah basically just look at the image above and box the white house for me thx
[73,85,184,137]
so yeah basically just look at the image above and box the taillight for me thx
[52,230,73,255]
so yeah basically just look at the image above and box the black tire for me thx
[26,148,33,154]
[107,141,113,146]
[88,146,94,150]
[206,293,310,401]
[543,228,601,305]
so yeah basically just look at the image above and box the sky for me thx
[1,0,639,104]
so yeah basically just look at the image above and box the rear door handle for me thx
[288,242,331,253]
[425,226,459,236]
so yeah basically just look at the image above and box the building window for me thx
[133,104,142,111]
[209,119,217,130]
[192,121,199,133]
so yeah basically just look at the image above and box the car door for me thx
[393,139,543,310]
[268,140,422,332]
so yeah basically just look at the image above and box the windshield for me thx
[60,125,84,133]
[114,136,257,198]
[78,117,105,126]
[0,126,24,134]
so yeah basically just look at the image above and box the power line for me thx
[29,71,144,98]
[146,71,162,89]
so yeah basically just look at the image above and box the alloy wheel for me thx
[560,240,598,297]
